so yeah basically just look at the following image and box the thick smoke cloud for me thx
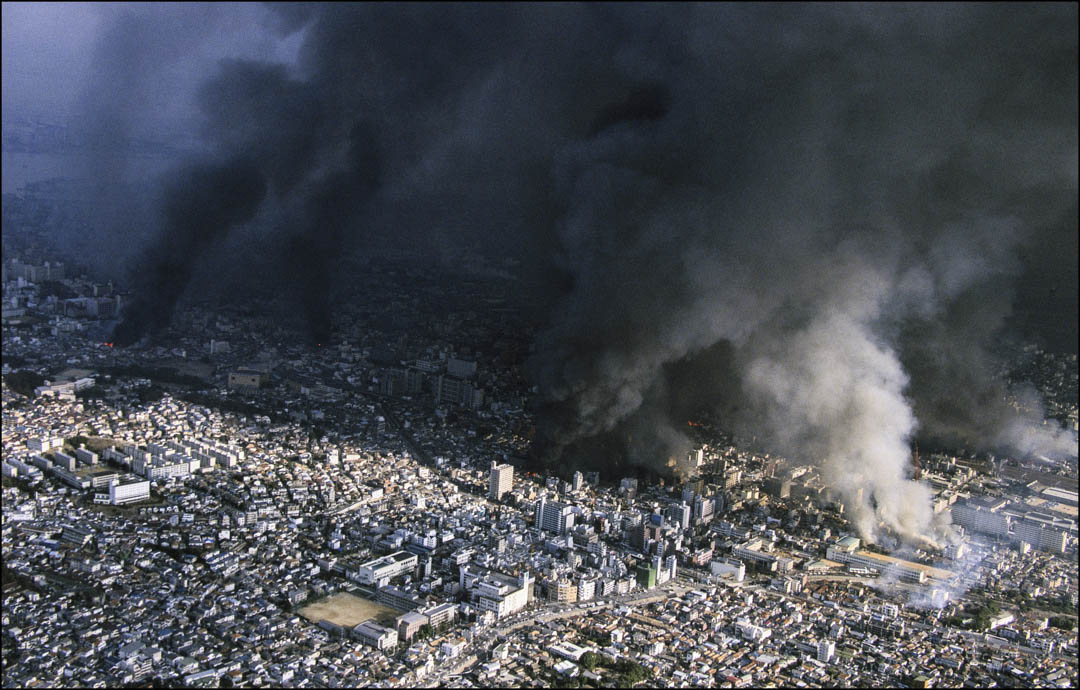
[112,158,266,345]
[94,4,1076,543]
[77,4,296,276]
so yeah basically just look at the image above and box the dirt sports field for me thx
[298,592,398,627]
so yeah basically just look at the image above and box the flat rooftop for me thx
[360,550,416,569]
[54,368,96,382]
[1041,487,1079,505]
[74,466,120,479]
[852,550,956,581]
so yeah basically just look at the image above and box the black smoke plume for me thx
[112,157,266,345]
[87,4,1076,542]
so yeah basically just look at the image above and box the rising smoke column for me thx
[112,157,266,345]
[75,4,304,279]
[90,4,1076,542]
[527,3,1077,544]
[284,122,381,344]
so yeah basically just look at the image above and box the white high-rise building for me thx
[489,462,514,501]
[572,471,584,492]
[693,494,715,524]
[950,499,1010,537]
[535,498,575,535]
[818,639,835,663]
[670,502,691,530]
[665,555,678,583]
[688,448,704,468]
[1013,518,1068,554]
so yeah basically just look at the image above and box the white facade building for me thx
[818,639,835,663]
[353,622,397,651]
[535,498,575,535]
[109,479,150,505]
[1013,518,1068,554]
[489,463,513,501]
[356,551,419,586]
[475,571,532,619]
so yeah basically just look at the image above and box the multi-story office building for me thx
[636,563,657,590]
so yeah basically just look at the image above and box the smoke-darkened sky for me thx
[2,2,302,123]
[4,3,1077,543]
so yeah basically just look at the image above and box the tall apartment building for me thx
[693,494,715,524]
[550,579,578,603]
[489,462,513,501]
[535,498,575,535]
[109,479,150,505]
[435,374,484,409]
[1013,517,1068,554]
[667,502,691,530]
[818,639,835,663]
[950,499,1011,537]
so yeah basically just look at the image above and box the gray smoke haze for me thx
[71,4,1076,542]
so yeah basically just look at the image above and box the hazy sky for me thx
[1,2,303,123]
[2,2,102,116]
